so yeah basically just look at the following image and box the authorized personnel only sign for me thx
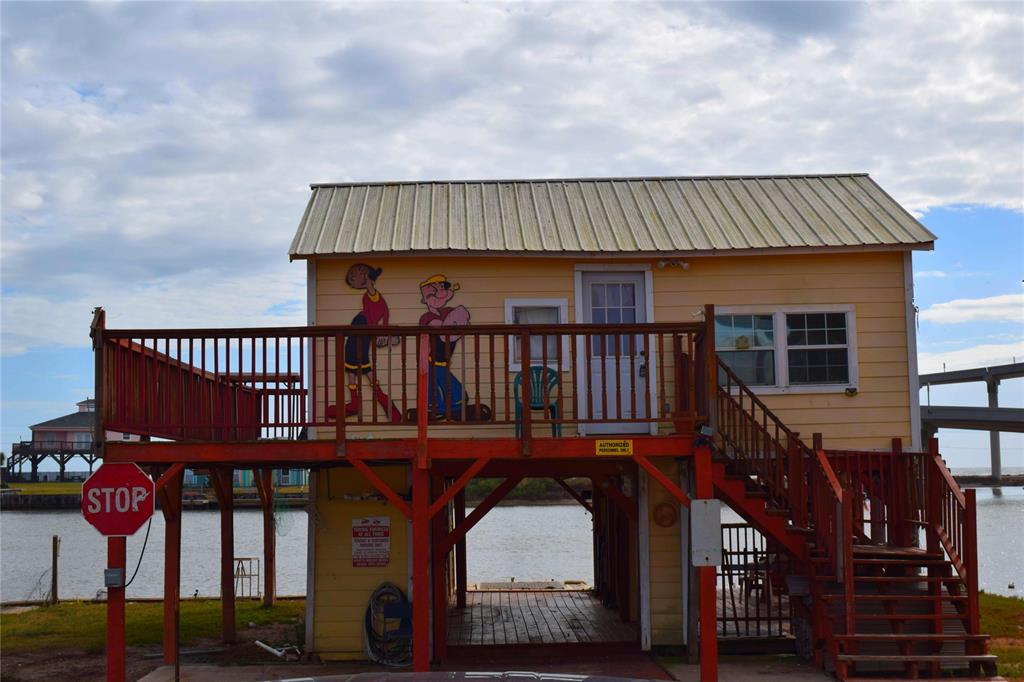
[82,463,155,537]
[352,516,390,568]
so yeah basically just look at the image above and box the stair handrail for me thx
[715,356,803,512]
[716,356,855,632]
[809,447,855,633]
[926,438,980,634]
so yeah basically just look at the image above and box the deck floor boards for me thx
[447,590,638,646]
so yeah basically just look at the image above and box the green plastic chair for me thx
[514,366,561,437]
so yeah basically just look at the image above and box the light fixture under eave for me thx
[657,260,690,270]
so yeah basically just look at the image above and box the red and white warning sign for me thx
[352,516,390,568]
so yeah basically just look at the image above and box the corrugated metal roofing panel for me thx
[289,174,935,257]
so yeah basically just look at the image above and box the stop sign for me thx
[82,463,155,536]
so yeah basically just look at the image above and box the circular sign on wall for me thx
[653,501,679,528]
[82,463,155,537]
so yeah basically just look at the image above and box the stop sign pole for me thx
[82,462,163,682]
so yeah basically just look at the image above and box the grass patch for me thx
[980,591,1024,638]
[981,592,1024,679]
[6,482,82,495]
[0,599,305,654]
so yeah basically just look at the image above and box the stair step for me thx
[814,575,964,583]
[834,634,989,642]
[852,544,943,557]
[853,557,953,566]
[836,654,996,664]
[854,613,969,621]
[786,525,814,535]
[820,594,967,601]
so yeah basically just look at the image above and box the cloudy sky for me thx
[2,1,1022,467]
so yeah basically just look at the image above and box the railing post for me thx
[926,438,942,555]
[787,432,805,527]
[703,304,717,435]
[841,488,855,636]
[964,488,980,634]
[520,330,532,457]
[90,307,106,460]
[417,333,430,470]
[334,334,346,456]
[890,438,905,546]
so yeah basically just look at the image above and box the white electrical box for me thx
[690,499,722,567]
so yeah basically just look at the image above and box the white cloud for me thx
[1,2,1022,355]
[919,293,1024,325]
[918,341,1024,374]
[915,270,948,278]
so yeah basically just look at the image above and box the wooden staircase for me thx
[712,358,996,680]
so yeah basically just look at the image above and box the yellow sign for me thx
[596,439,634,456]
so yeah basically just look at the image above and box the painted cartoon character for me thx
[327,263,402,423]
[418,274,472,419]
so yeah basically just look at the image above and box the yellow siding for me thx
[314,251,913,449]
[647,459,683,646]
[313,466,409,659]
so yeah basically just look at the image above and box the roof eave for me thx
[290,241,935,260]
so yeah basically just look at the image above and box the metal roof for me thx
[289,174,935,258]
[30,411,94,431]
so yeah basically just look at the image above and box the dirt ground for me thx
[0,622,299,682]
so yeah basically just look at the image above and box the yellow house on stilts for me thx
[94,174,997,680]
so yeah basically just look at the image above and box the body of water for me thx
[2,488,1021,602]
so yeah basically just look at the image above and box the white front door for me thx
[580,271,649,435]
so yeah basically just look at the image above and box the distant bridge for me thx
[920,361,1024,479]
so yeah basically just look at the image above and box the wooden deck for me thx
[447,590,639,646]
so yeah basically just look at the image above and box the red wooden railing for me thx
[716,357,807,522]
[926,439,980,634]
[92,313,705,443]
[825,440,926,548]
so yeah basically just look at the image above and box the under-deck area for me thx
[447,590,639,647]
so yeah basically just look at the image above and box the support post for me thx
[255,468,277,607]
[107,536,126,682]
[412,466,431,672]
[50,535,60,605]
[431,474,447,662]
[212,468,236,643]
[158,467,184,664]
[986,377,1001,480]
[695,443,718,682]
[454,487,467,609]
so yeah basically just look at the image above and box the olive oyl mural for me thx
[325,263,403,424]
[326,266,491,423]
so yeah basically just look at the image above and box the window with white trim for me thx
[785,313,850,384]
[716,309,856,390]
[715,314,776,386]
[504,299,569,370]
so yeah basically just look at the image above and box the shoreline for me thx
[0,496,584,511]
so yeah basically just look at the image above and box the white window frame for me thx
[504,298,570,372]
[716,304,859,395]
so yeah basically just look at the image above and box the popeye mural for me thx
[330,267,490,423]
[418,274,472,419]
[326,263,402,423]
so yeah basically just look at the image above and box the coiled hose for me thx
[363,582,412,667]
